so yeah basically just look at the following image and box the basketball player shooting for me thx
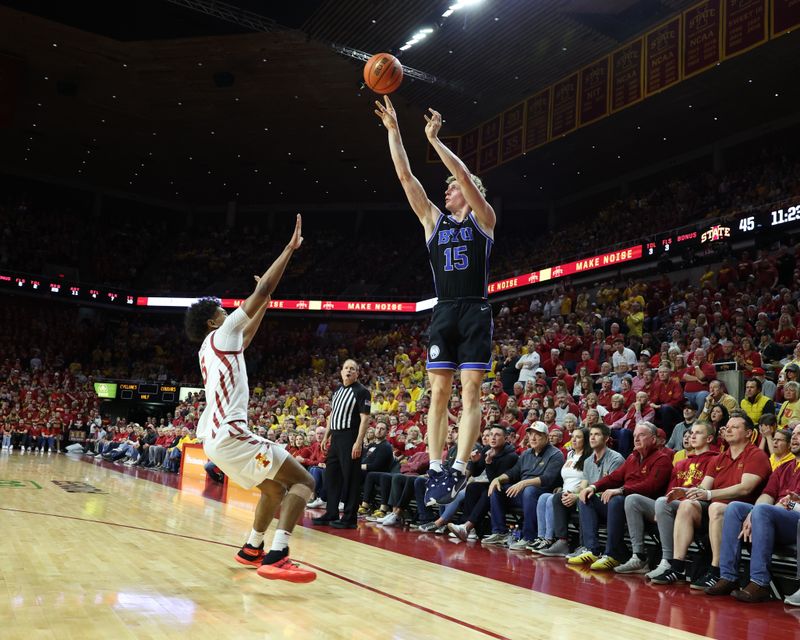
[184,214,316,583]
[374,95,496,505]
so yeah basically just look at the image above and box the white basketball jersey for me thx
[196,307,250,440]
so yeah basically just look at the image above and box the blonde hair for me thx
[446,174,487,197]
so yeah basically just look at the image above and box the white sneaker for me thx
[646,559,671,580]
[784,587,800,606]
[306,498,326,509]
[467,531,478,541]
[566,545,590,559]
[378,512,400,527]
[27,447,32,452]
[615,556,650,574]
[447,523,469,542]
[481,533,510,546]
[338,502,345,511]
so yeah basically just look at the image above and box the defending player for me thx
[374,96,496,504]
[184,214,316,583]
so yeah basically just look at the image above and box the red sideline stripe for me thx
[0,506,510,640]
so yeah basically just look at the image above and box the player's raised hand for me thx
[287,214,303,251]
[424,108,442,141]
[373,95,399,130]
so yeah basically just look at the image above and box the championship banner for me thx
[771,0,800,36]
[477,140,500,173]
[500,102,525,162]
[611,39,644,112]
[477,115,501,173]
[460,127,479,157]
[550,73,579,137]
[426,135,461,163]
[646,17,682,95]
[683,0,722,78]
[0,53,24,128]
[723,0,767,58]
[579,57,610,126]
[524,87,551,150]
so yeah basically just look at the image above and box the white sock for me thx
[270,529,291,552]
[430,459,443,473]
[452,459,467,474]
[247,529,265,547]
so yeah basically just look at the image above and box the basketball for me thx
[363,52,403,94]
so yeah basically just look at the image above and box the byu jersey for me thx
[427,212,492,301]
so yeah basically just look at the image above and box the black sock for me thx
[263,547,289,565]
[711,565,720,578]
[670,559,686,573]
[635,553,647,561]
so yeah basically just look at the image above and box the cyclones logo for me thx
[255,452,271,468]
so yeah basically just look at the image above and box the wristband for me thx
[706,489,712,501]
[788,501,798,512]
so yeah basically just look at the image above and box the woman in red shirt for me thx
[735,336,762,377]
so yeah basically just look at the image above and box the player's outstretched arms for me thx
[239,214,303,347]
[374,95,440,238]
[424,108,496,235]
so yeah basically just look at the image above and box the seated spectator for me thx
[708,404,731,446]
[300,426,328,508]
[356,424,399,518]
[649,411,771,589]
[777,362,800,403]
[741,378,775,426]
[603,394,627,428]
[204,460,224,483]
[373,449,430,527]
[666,404,698,451]
[529,427,591,551]
[481,422,564,548]
[624,422,717,576]
[777,381,800,428]
[609,391,655,458]
[554,391,580,426]
[706,424,800,602]
[756,413,778,457]
[682,349,716,411]
[751,368,776,400]
[650,364,684,435]
[699,380,739,423]
[538,424,624,557]
[619,375,636,408]
[573,422,671,570]
[768,428,795,471]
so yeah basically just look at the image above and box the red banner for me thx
[550,73,578,137]
[579,58,610,126]
[501,128,524,163]
[502,102,525,133]
[524,88,550,150]
[0,54,24,128]
[646,17,682,95]
[683,0,722,77]
[426,136,460,163]
[478,140,500,173]
[611,39,644,112]
[487,245,643,295]
[461,128,479,157]
[724,0,767,58]
[771,0,800,36]
[480,116,501,145]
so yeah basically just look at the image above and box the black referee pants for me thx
[323,428,361,524]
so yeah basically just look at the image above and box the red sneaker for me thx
[235,543,264,567]
[257,556,317,583]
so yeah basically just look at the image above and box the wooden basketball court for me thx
[1,452,794,640]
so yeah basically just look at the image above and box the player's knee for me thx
[288,481,314,503]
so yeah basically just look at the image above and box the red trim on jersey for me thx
[210,332,242,357]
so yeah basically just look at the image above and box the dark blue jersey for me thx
[427,212,492,301]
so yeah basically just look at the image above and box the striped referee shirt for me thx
[329,382,371,431]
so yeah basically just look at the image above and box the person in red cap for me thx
[750,367,776,400]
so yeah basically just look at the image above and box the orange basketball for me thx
[363,53,403,94]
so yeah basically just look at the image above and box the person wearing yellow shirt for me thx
[769,429,795,471]
[165,427,198,473]
[777,382,800,428]
[625,301,645,338]
[394,347,411,373]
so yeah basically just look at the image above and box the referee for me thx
[311,359,371,529]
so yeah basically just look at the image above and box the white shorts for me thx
[203,422,289,489]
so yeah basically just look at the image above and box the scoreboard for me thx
[106,382,178,403]
[645,200,800,259]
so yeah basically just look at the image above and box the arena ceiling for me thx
[0,0,798,209]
